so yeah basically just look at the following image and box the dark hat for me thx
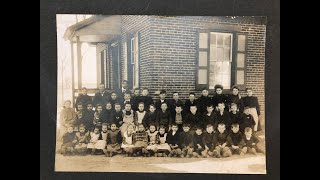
[244,106,250,110]
[214,84,223,90]
[231,85,239,90]
[160,89,167,94]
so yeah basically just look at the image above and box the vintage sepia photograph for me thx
[55,14,267,174]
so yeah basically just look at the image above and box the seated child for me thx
[227,123,245,155]
[134,102,147,130]
[121,123,136,156]
[106,123,122,157]
[201,124,215,158]
[179,123,193,158]
[146,124,159,157]
[213,123,232,158]
[120,102,134,135]
[156,125,171,157]
[112,103,123,128]
[142,104,158,129]
[240,107,256,133]
[60,125,77,155]
[132,124,149,156]
[192,126,204,158]
[94,123,108,155]
[87,126,101,154]
[74,124,90,155]
[166,123,181,157]
[242,127,264,154]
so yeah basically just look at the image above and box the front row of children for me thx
[60,121,263,158]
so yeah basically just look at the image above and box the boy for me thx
[213,123,232,158]
[179,123,193,158]
[131,88,140,111]
[227,123,245,155]
[122,92,133,109]
[171,104,186,131]
[185,105,203,130]
[116,80,131,102]
[80,102,95,132]
[60,125,77,155]
[192,126,204,158]
[201,124,215,158]
[75,87,92,110]
[142,104,158,129]
[134,102,147,128]
[242,88,261,131]
[110,92,121,108]
[138,88,154,112]
[229,103,242,125]
[93,83,110,107]
[212,84,229,112]
[155,89,170,112]
[197,88,212,114]
[203,104,216,128]
[169,92,184,116]
[75,102,85,131]
[93,104,104,129]
[101,102,114,126]
[112,103,123,128]
[132,124,149,156]
[215,102,231,130]
[156,102,172,131]
[184,92,197,113]
[240,107,256,134]
[242,127,264,154]
[228,86,243,112]
[166,123,181,157]
[106,123,122,157]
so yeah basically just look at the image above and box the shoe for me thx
[154,153,158,157]
[240,152,244,156]
[213,151,221,158]
[180,154,184,158]
[185,154,190,158]
[252,148,257,155]
[163,153,167,157]
[206,154,210,158]
[109,152,113,157]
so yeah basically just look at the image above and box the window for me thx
[196,31,247,90]
[125,32,140,89]
[132,33,140,89]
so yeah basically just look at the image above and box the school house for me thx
[63,15,266,122]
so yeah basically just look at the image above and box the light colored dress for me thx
[121,131,135,149]
[120,110,134,135]
[146,130,159,151]
[156,133,171,151]
[87,132,105,149]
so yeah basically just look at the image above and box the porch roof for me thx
[63,15,121,43]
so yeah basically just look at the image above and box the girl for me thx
[87,126,101,154]
[106,123,122,157]
[95,123,108,155]
[80,102,95,132]
[74,124,90,155]
[134,102,147,131]
[121,124,136,156]
[93,104,104,129]
[60,125,77,155]
[156,125,171,157]
[242,88,261,132]
[59,100,76,140]
[146,124,159,156]
[120,102,134,135]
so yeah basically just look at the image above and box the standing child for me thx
[203,104,216,129]
[122,92,133,109]
[156,125,171,157]
[155,89,170,112]
[228,86,243,112]
[87,126,101,154]
[229,103,242,125]
[142,104,158,129]
[112,103,123,128]
[59,100,76,140]
[60,125,77,155]
[166,123,181,157]
[131,88,140,111]
[184,92,197,113]
[134,102,147,130]
[106,123,122,157]
[120,102,134,135]
[101,102,114,127]
[212,84,229,112]
[201,124,215,158]
[138,88,154,112]
[75,87,92,110]
[80,102,94,132]
[74,124,90,155]
[185,105,203,130]
[121,124,136,156]
[171,104,186,132]
[75,102,85,131]
[197,88,212,114]
[213,123,232,158]
[146,124,159,157]
[192,126,204,158]
[242,88,261,132]
[156,102,172,131]
[110,92,121,108]
[227,123,245,155]
[169,92,184,117]
[132,124,149,156]
[93,104,104,129]
[242,127,264,154]
[240,107,256,134]
[179,123,193,158]
[215,102,231,130]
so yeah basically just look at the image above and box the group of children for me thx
[59,84,263,158]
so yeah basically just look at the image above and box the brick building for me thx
[64,15,266,122]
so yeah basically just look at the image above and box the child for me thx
[110,92,121,108]
[132,124,149,156]
[112,103,123,128]
[146,124,159,156]
[179,123,193,158]
[166,123,181,157]
[229,103,242,126]
[120,102,134,135]
[74,124,90,155]
[201,124,215,158]
[197,88,212,114]
[212,84,229,112]
[203,104,216,129]
[242,88,261,132]
[228,86,243,112]
[93,104,104,128]
[142,104,158,129]
[242,127,264,154]
[106,123,122,157]
[59,100,76,140]
[80,102,95,132]
[213,123,232,158]
[155,89,170,112]
[75,102,85,131]
[192,126,204,158]
[169,92,184,116]
[87,126,101,154]
[156,102,172,131]
[138,88,153,112]
[121,123,136,156]
[215,102,231,130]
[171,104,186,131]
[60,125,77,155]
[75,87,92,110]
[131,88,140,111]
[184,92,197,113]
[101,102,114,126]
[185,105,203,130]
[240,107,256,133]
[93,123,108,155]
[122,92,133,109]
[156,125,171,157]
[92,83,110,107]
[134,102,147,130]
[227,123,245,155]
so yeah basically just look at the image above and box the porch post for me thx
[70,41,75,106]
[76,36,82,91]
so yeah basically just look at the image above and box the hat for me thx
[232,85,239,90]
[160,89,167,94]
[214,84,223,90]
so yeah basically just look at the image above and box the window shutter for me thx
[133,32,140,89]
[196,32,209,90]
[235,33,247,90]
